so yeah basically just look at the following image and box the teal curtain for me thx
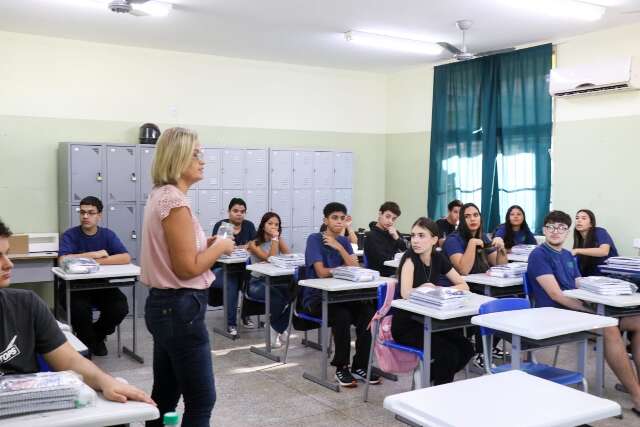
[428,44,552,233]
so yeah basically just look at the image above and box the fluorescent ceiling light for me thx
[345,30,443,55]
[132,1,172,17]
[504,0,606,21]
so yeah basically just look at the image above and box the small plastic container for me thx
[163,411,180,426]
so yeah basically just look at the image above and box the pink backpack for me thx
[369,280,419,373]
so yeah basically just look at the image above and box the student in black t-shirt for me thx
[363,201,407,276]
[391,217,473,386]
[0,219,154,406]
[436,199,462,246]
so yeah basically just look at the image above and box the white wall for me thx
[386,65,434,133]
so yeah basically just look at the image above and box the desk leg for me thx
[122,282,144,364]
[422,317,431,388]
[303,290,339,392]
[484,285,491,297]
[595,303,606,396]
[250,276,281,363]
[213,264,236,340]
[577,337,587,382]
[511,334,521,370]
[65,280,71,329]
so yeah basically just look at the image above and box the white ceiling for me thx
[2,0,640,72]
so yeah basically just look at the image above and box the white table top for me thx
[64,331,88,353]
[216,256,249,264]
[298,277,390,292]
[383,370,621,427]
[391,293,495,320]
[471,307,618,340]
[507,253,529,263]
[464,273,523,287]
[564,288,640,308]
[246,262,295,276]
[383,259,400,268]
[8,252,58,260]
[52,264,140,280]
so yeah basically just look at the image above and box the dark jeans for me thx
[246,277,290,333]
[145,288,215,427]
[307,301,375,370]
[211,267,240,326]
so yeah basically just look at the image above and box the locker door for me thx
[201,148,221,189]
[280,228,291,248]
[293,151,314,189]
[186,189,197,215]
[313,151,334,189]
[245,149,268,189]
[333,152,353,189]
[197,189,222,233]
[71,206,81,228]
[270,190,292,228]
[221,149,244,189]
[270,150,292,190]
[70,145,104,202]
[292,189,313,227]
[107,146,137,203]
[106,204,138,260]
[334,189,353,214]
[139,146,155,202]
[291,227,314,253]
[222,190,247,220]
[246,189,268,226]
[313,189,334,229]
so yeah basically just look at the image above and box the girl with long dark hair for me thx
[492,205,537,250]
[572,209,619,276]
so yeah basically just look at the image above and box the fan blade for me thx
[437,42,462,55]
[476,47,516,57]
[131,1,172,16]
[129,8,149,16]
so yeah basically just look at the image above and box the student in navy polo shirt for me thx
[304,202,380,387]
[58,196,130,357]
[527,210,640,415]
[492,205,537,250]
[572,209,619,276]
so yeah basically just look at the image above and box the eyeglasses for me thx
[544,224,569,233]
[79,210,99,217]
[193,149,205,161]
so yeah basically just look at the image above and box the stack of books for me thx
[268,253,305,268]
[577,276,638,296]
[604,257,640,272]
[219,248,249,261]
[332,266,380,282]
[409,287,471,310]
[511,245,537,257]
[487,262,528,278]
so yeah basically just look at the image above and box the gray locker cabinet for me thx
[222,189,247,218]
[186,189,198,214]
[70,144,105,203]
[201,148,222,189]
[270,150,292,190]
[293,150,314,189]
[292,189,313,228]
[313,188,334,229]
[138,145,155,202]
[70,206,81,229]
[107,145,137,203]
[333,152,354,189]
[197,189,222,234]
[245,149,268,190]
[313,151,334,189]
[246,189,268,226]
[291,227,314,253]
[106,204,139,261]
[334,189,353,214]
[221,149,245,189]
[280,228,291,248]
[270,189,292,228]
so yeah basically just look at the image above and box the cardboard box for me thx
[8,234,29,254]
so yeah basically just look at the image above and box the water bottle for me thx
[163,411,179,426]
[217,222,235,240]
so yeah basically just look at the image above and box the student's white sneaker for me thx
[413,368,422,389]
[270,328,282,348]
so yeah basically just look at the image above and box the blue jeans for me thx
[246,277,290,333]
[144,288,215,427]
[212,267,240,326]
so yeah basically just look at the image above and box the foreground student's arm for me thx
[399,259,416,299]
[572,244,610,258]
[323,234,358,267]
[444,268,469,291]
[248,239,279,262]
[45,342,155,405]
[97,252,131,265]
[536,274,590,312]
[449,238,484,275]
[488,247,508,266]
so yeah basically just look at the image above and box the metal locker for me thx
[291,227,314,253]
[270,189,292,228]
[245,149,268,189]
[107,146,137,203]
[245,189,268,226]
[280,228,291,248]
[197,189,222,233]
[333,152,353,189]
[334,189,353,214]
[221,149,245,189]
[313,151,334,189]
[106,204,138,260]
[222,189,247,219]
[201,148,221,189]
[293,150,314,189]
[70,145,104,202]
[292,189,313,227]
[269,150,292,189]
[313,189,334,228]
[139,146,155,202]
[70,206,81,229]
[186,189,198,215]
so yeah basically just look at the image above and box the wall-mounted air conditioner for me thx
[549,56,640,97]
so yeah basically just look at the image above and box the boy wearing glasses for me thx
[58,196,131,357]
[527,210,640,414]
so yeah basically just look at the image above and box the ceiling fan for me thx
[438,20,515,61]
[80,0,172,17]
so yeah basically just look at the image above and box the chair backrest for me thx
[362,251,369,269]
[478,298,530,337]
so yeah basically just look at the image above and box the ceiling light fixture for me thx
[504,0,606,22]
[344,30,443,55]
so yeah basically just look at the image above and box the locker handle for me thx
[131,230,137,240]
[131,172,137,182]
[96,172,103,182]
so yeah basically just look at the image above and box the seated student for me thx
[319,214,358,245]
[211,197,257,335]
[0,219,154,406]
[304,202,380,387]
[391,217,473,386]
[492,205,537,250]
[364,201,407,277]
[527,210,640,415]
[58,196,130,357]
[247,212,291,348]
[572,209,619,276]
[436,199,463,246]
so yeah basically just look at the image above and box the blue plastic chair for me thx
[37,354,51,372]
[478,298,587,391]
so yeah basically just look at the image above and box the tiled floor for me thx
[93,310,639,426]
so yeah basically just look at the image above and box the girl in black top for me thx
[391,217,474,385]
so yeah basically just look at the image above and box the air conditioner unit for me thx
[549,56,640,97]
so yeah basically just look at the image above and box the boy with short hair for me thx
[364,201,407,277]
[303,202,380,387]
[436,199,463,245]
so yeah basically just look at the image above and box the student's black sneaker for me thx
[335,367,357,387]
[91,341,108,357]
[472,353,485,370]
[241,317,257,329]
[492,347,508,360]
[351,367,381,385]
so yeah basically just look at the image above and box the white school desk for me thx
[463,273,523,297]
[8,252,58,284]
[245,262,295,362]
[391,293,495,387]
[298,277,390,392]
[383,370,621,427]
[598,264,640,283]
[384,259,400,269]
[212,256,249,340]
[471,307,617,375]
[507,253,529,263]
[52,264,143,363]
[564,288,640,396]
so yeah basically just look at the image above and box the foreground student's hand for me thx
[207,236,217,248]
[92,250,109,259]
[388,226,399,239]
[492,237,505,251]
[100,377,155,405]
[469,238,485,248]
[345,215,353,229]
[216,238,235,254]
[322,233,342,250]
[419,282,437,289]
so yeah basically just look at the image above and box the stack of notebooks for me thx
[487,262,528,278]
[219,248,249,261]
[604,257,640,272]
[332,266,380,282]
[0,371,89,418]
[268,253,305,268]
[511,245,537,257]
[577,276,638,296]
[409,287,471,310]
